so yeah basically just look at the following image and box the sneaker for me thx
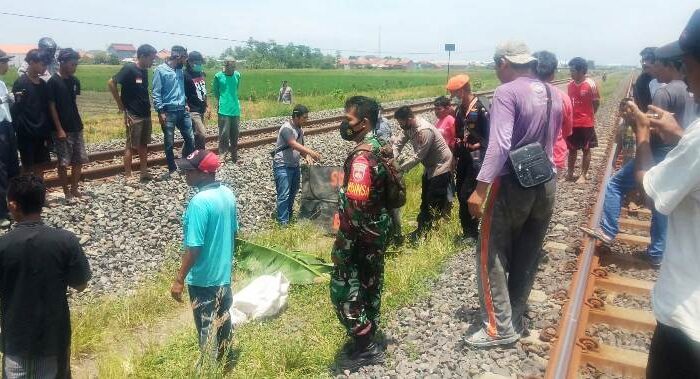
[337,341,385,372]
[464,328,520,348]
[646,255,663,269]
[0,218,11,229]
[578,226,613,245]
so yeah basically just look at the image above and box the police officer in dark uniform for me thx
[446,74,490,240]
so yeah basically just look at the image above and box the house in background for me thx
[107,43,136,60]
[156,49,170,63]
[0,44,36,67]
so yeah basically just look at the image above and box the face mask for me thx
[193,64,203,72]
[340,120,362,141]
[451,96,461,106]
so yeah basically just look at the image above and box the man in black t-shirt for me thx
[446,74,490,240]
[0,174,91,379]
[634,47,657,112]
[184,51,209,150]
[47,48,88,201]
[10,50,52,178]
[108,44,157,180]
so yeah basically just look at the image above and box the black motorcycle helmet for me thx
[38,37,57,57]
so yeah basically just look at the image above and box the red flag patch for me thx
[346,155,371,201]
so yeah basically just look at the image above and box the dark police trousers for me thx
[646,322,700,379]
[476,174,555,337]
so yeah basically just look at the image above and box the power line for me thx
[0,11,453,56]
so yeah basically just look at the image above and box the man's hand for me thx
[170,279,184,303]
[647,105,684,144]
[308,150,321,162]
[467,182,488,219]
[158,112,167,127]
[56,128,67,141]
[467,142,481,151]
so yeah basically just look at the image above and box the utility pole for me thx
[445,43,455,85]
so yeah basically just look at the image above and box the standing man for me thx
[17,37,58,81]
[212,57,242,163]
[533,51,574,171]
[108,44,157,181]
[581,43,693,267]
[635,47,658,112]
[0,50,19,228]
[393,106,453,241]
[331,96,392,370]
[278,80,293,104]
[170,149,238,368]
[0,174,91,379]
[184,51,209,150]
[626,13,700,378]
[47,49,88,201]
[447,74,490,241]
[272,105,321,225]
[152,46,196,179]
[566,57,600,183]
[466,41,563,347]
[11,50,52,178]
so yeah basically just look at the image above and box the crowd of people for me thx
[0,8,699,377]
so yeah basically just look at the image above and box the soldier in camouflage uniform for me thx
[331,95,391,371]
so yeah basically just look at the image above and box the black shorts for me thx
[566,127,598,150]
[17,137,51,169]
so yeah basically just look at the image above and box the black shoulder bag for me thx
[507,83,554,188]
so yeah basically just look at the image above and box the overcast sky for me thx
[2,0,697,65]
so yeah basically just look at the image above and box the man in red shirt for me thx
[566,57,600,183]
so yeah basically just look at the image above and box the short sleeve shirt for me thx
[213,71,241,117]
[47,73,83,133]
[184,69,207,114]
[113,63,151,117]
[0,221,91,356]
[11,75,51,139]
[273,121,304,168]
[643,119,700,342]
[568,78,599,128]
[183,183,238,287]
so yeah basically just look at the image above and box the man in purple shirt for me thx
[465,41,563,347]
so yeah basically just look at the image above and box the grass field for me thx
[2,66,498,143]
[0,65,618,144]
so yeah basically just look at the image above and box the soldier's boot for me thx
[337,334,385,372]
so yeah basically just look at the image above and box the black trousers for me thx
[647,322,700,379]
[416,172,450,234]
[456,156,479,238]
[0,121,20,219]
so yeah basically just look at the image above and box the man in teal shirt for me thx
[212,57,242,163]
[170,149,238,367]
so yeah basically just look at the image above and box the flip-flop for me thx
[578,226,613,245]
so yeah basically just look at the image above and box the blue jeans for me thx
[600,156,667,258]
[188,285,233,362]
[273,166,300,225]
[163,110,195,172]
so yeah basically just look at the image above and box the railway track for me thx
[41,79,569,187]
[544,77,657,378]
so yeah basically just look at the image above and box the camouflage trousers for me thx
[330,219,390,337]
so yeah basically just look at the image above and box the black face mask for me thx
[339,120,362,141]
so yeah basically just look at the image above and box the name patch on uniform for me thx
[346,155,371,201]
[136,77,143,84]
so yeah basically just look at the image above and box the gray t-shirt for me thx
[652,80,692,152]
[273,121,304,167]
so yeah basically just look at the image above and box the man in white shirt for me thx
[0,49,20,228]
[624,9,700,378]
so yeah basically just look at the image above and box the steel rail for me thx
[545,75,635,379]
